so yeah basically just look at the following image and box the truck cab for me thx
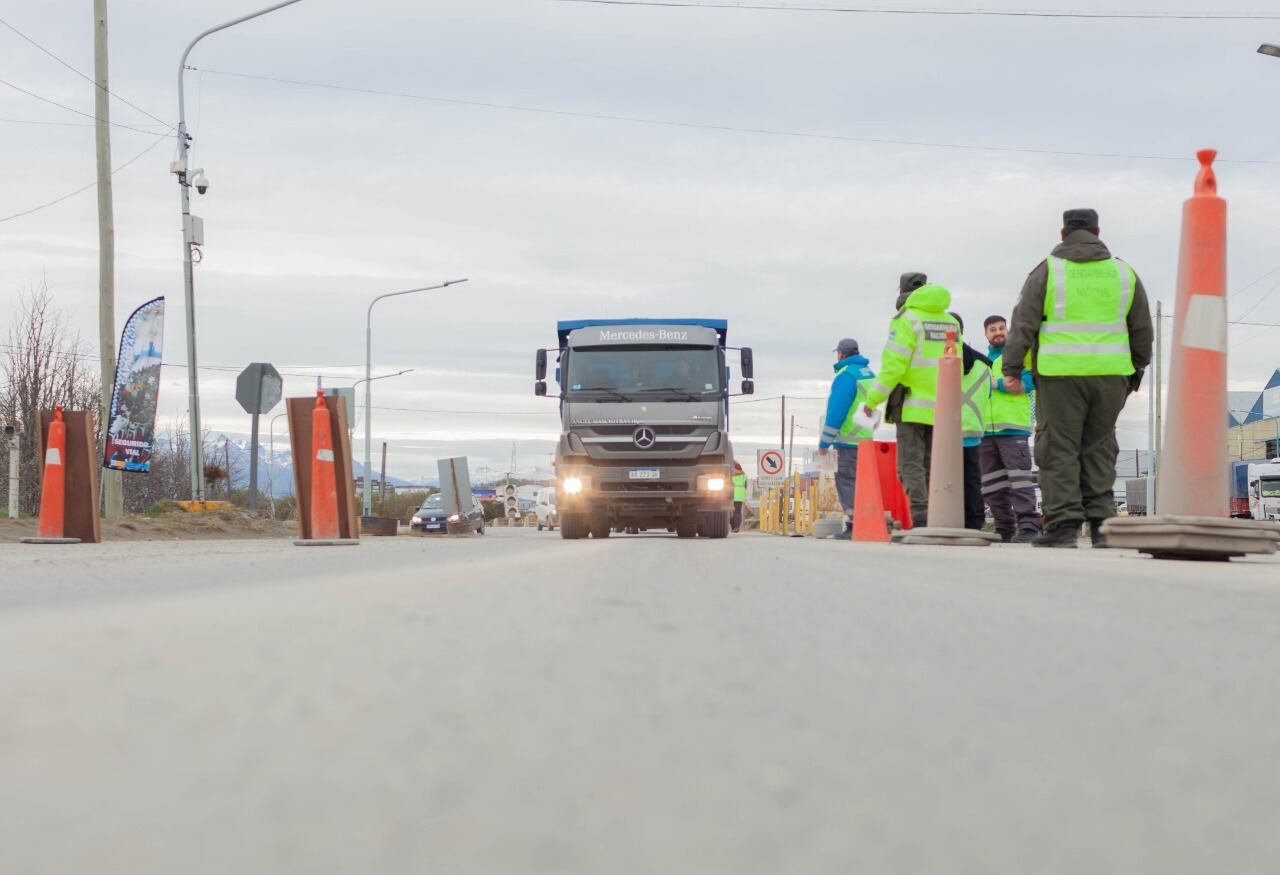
[1248,461,1280,521]
[535,319,753,539]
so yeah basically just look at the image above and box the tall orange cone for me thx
[1104,150,1280,559]
[309,390,341,540]
[21,406,80,545]
[897,331,997,546]
[851,438,890,542]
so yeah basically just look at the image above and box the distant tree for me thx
[0,283,101,516]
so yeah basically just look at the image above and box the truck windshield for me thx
[1261,478,1280,498]
[565,346,722,400]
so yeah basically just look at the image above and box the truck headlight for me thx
[706,477,726,492]
[563,477,584,494]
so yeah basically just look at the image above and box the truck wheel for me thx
[700,510,731,539]
[560,512,590,540]
[591,514,612,539]
[676,513,698,538]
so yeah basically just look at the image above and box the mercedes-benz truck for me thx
[535,319,754,539]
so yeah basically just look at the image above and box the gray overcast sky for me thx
[3,0,1280,478]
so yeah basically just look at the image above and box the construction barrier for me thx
[758,474,819,536]
[289,390,359,546]
[1104,150,1280,559]
[21,406,100,545]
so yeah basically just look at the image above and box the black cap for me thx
[899,271,927,292]
[834,338,860,356]
[1063,208,1099,232]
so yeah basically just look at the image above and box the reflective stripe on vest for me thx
[985,351,1032,435]
[1039,255,1136,377]
[961,360,988,441]
[835,365,873,442]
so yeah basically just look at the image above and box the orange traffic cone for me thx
[21,406,80,545]
[897,331,997,546]
[1104,150,1280,559]
[309,391,341,540]
[851,439,890,542]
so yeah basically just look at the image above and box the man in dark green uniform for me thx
[1003,209,1153,548]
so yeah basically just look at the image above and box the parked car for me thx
[535,487,558,531]
[411,493,486,535]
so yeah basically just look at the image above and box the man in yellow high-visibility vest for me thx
[1003,208,1153,548]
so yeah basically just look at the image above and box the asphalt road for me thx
[3,529,1280,874]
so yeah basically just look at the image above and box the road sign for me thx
[236,363,283,415]
[758,448,785,486]
[235,364,283,513]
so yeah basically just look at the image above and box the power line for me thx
[0,129,171,224]
[0,78,169,135]
[556,0,1280,20]
[190,66,1280,167]
[0,15,171,127]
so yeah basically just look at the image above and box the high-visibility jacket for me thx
[961,356,990,445]
[985,350,1032,436]
[864,284,960,426]
[732,473,747,502]
[1038,255,1136,377]
[821,356,876,448]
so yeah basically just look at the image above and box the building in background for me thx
[1228,370,1280,461]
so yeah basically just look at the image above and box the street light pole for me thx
[174,0,305,502]
[364,280,468,517]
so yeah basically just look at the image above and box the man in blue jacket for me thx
[819,337,876,539]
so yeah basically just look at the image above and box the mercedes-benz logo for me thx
[633,427,656,449]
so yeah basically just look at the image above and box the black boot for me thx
[1012,529,1037,544]
[996,529,1014,543]
[1089,519,1109,549]
[1033,520,1081,548]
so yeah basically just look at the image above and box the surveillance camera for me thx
[190,168,210,195]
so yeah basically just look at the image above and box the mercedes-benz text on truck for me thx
[535,319,754,540]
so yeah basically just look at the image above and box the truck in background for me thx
[1230,459,1280,521]
[535,318,753,539]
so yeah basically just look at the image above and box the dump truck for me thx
[535,318,753,539]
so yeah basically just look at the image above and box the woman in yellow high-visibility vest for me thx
[731,461,747,533]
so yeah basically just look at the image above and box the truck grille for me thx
[600,482,690,492]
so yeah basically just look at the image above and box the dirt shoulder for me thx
[0,508,297,543]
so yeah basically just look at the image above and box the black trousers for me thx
[731,502,743,532]
[963,444,985,531]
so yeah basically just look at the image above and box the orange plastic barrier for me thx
[873,441,913,531]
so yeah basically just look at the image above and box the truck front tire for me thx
[700,510,731,539]
[560,512,590,540]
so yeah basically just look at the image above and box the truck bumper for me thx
[558,463,732,520]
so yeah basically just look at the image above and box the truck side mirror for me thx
[741,379,755,395]
[536,349,548,381]
[740,347,754,380]
[535,381,547,397]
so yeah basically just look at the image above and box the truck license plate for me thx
[629,468,661,481]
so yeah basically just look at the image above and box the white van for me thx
[535,487,558,531]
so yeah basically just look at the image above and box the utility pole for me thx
[94,0,122,519]
[780,395,786,453]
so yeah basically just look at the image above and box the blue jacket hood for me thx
[834,354,870,373]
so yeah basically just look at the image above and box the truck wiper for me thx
[577,386,632,402]
[641,386,705,402]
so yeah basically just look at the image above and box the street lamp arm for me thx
[364,279,470,323]
[353,368,416,392]
[178,0,306,123]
